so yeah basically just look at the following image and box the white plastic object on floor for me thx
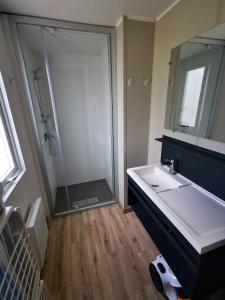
[150,254,181,300]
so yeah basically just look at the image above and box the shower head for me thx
[32,67,42,81]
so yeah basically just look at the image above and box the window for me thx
[179,67,205,128]
[0,72,24,195]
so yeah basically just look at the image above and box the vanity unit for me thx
[128,136,225,299]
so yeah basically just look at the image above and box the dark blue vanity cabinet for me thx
[128,176,225,299]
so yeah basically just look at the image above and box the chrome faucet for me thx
[163,159,176,175]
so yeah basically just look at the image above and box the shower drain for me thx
[72,197,99,209]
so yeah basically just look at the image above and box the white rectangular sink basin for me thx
[127,164,225,253]
[131,165,185,193]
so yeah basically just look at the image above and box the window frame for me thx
[0,71,25,197]
[173,58,208,136]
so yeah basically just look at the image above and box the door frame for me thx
[2,13,117,217]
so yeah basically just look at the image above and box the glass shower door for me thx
[42,28,114,212]
[17,24,71,213]
[17,22,114,215]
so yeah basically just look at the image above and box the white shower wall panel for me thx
[50,52,113,189]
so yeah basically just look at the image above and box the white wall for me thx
[148,0,225,164]
[116,17,155,210]
[126,19,154,168]
[0,18,50,218]
[50,48,113,190]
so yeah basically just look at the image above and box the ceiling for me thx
[0,0,177,26]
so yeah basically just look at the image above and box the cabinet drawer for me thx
[128,178,198,296]
[128,177,199,265]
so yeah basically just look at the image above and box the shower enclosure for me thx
[7,16,116,216]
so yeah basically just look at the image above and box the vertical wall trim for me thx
[123,16,128,208]
[156,0,181,21]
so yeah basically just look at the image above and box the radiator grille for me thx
[0,206,48,300]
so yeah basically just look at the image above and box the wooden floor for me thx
[42,203,164,300]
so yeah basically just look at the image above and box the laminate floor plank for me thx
[42,204,164,300]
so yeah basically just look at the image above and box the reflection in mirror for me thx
[179,66,205,127]
[165,22,225,143]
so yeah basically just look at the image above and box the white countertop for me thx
[127,164,225,254]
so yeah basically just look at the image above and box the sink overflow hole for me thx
[151,184,159,188]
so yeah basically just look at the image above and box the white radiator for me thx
[26,198,48,269]
[0,206,48,299]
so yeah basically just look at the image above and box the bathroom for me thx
[0,0,225,299]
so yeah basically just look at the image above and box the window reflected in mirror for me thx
[179,67,205,128]
[165,21,225,143]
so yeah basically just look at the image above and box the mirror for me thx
[165,22,225,143]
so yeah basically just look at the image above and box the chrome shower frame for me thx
[2,14,118,217]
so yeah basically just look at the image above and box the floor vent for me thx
[72,197,98,209]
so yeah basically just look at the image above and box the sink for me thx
[131,165,185,193]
